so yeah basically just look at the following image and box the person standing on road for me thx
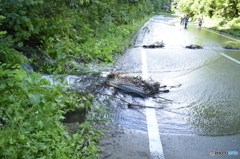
[180,15,185,25]
[198,15,203,28]
[184,14,189,28]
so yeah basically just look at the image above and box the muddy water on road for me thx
[115,15,240,136]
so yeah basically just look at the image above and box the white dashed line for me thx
[141,48,165,159]
[220,53,240,64]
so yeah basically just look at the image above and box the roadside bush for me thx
[227,17,240,33]
[0,0,157,74]
[0,63,102,159]
[0,40,27,65]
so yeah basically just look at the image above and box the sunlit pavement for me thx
[99,15,240,159]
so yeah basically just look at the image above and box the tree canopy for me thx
[177,0,239,19]
[176,0,240,36]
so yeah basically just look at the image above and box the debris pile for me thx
[143,41,165,48]
[106,73,169,98]
[185,44,203,49]
[223,46,240,50]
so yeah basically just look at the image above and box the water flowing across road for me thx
[101,15,240,159]
[116,15,240,136]
[43,15,240,158]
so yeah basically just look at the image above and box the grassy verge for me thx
[200,16,240,37]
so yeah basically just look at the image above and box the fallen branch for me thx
[185,44,203,49]
[154,95,173,102]
[106,72,170,98]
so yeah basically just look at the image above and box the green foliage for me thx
[0,14,6,36]
[209,17,240,37]
[0,40,27,65]
[1,0,44,45]
[150,0,171,12]
[0,0,165,74]
[0,63,103,158]
[178,0,239,19]
[177,0,240,37]
[177,0,195,16]
[0,10,27,65]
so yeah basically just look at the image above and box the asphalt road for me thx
[99,15,240,159]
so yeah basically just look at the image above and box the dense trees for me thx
[177,0,239,19]
[0,0,172,68]
[176,0,240,36]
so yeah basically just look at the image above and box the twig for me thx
[154,95,173,102]
[99,93,156,108]
[127,103,155,108]
[169,84,182,88]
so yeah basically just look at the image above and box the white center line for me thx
[141,48,165,159]
[202,27,240,65]
[220,53,240,64]
[201,27,240,42]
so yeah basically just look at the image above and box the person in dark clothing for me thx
[198,15,203,28]
[184,14,189,28]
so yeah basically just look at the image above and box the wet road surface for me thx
[98,15,240,159]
